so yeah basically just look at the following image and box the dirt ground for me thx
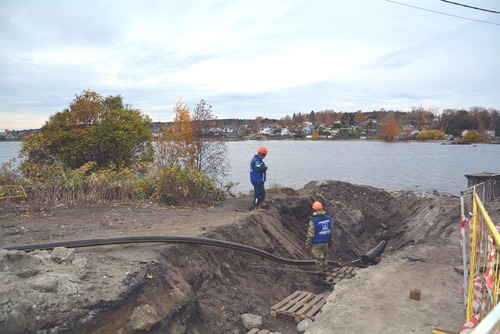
[1,180,499,334]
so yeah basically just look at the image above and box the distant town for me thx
[2,108,500,143]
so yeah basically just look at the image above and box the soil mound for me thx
[1,180,496,333]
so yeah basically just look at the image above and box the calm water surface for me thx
[2,140,499,196]
[223,140,500,196]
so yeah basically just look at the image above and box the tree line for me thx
[280,107,499,138]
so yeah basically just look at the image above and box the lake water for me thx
[2,140,499,196]
[223,140,500,196]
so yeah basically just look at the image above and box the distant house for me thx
[280,128,290,136]
[400,125,416,139]
[333,121,343,128]
[330,129,339,137]
[302,125,314,136]
[260,127,272,135]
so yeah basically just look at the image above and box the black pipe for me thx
[360,240,387,265]
[3,236,344,267]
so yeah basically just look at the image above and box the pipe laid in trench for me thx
[3,236,345,267]
[360,240,387,265]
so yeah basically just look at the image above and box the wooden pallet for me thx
[270,290,326,322]
[326,266,359,285]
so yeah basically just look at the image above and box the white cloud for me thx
[0,0,499,129]
[29,47,104,66]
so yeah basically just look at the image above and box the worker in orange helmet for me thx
[305,201,333,282]
[249,146,268,209]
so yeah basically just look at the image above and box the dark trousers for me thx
[252,183,265,207]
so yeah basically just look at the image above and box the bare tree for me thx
[192,99,229,178]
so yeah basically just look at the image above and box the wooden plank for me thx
[326,266,359,285]
[293,294,326,322]
[247,329,259,334]
[270,290,303,316]
[270,290,326,322]
[286,292,315,314]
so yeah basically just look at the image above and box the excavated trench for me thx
[1,181,461,333]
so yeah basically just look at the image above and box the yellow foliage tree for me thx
[416,130,446,140]
[462,131,481,143]
[157,100,196,167]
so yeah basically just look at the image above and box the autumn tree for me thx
[157,100,196,168]
[354,111,365,125]
[314,112,323,125]
[155,99,226,205]
[19,90,153,172]
[255,116,263,132]
[323,111,333,127]
[191,99,228,178]
[381,113,399,141]
[280,115,292,127]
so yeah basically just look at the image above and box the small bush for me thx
[0,159,23,185]
[20,162,153,211]
[156,165,225,206]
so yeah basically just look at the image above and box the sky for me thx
[1,0,499,130]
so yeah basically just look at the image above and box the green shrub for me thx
[0,159,23,185]
[156,165,225,206]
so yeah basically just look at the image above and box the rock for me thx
[297,318,313,333]
[16,268,40,278]
[240,313,262,330]
[51,247,75,264]
[314,180,329,187]
[30,275,59,293]
[128,304,160,331]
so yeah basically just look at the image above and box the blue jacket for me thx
[311,214,332,244]
[250,154,267,184]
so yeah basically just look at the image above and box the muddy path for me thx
[2,180,496,333]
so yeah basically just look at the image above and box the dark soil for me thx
[1,180,499,334]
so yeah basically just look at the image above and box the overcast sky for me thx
[1,0,499,130]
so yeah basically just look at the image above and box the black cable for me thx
[385,0,500,26]
[439,0,500,14]
[2,235,345,266]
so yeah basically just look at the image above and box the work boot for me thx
[314,273,329,285]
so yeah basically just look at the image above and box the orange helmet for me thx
[257,147,268,155]
[312,201,323,210]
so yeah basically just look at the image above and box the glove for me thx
[305,245,310,252]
